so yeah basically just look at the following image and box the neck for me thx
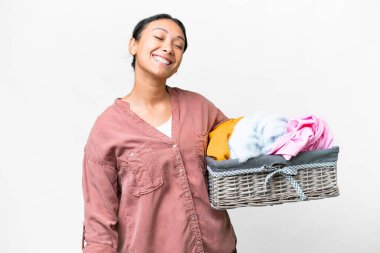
[127,69,169,107]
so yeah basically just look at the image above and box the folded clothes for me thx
[268,114,334,160]
[228,112,289,163]
[207,117,244,160]
[207,113,334,163]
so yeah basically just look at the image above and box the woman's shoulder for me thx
[169,86,215,105]
[83,101,125,160]
[89,102,120,130]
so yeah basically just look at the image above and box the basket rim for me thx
[206,146,339,172]
[207,161,337,177]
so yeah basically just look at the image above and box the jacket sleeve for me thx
[206,99,229,133]
[82,152,119,253]
[210,106,228,132]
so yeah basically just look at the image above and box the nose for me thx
[162,42,174,55]
[163,48,173,55]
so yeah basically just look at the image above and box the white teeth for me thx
[153,55,170,65]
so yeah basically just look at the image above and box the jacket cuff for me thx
[83,244,117,253]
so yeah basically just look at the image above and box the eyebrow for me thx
[152,28,185,42]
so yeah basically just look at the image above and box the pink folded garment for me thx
[268,114,334,160]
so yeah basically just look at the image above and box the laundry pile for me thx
[207,112,334,163]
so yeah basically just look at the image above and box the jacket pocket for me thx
[194,131,209,174]
[118,143,164,197]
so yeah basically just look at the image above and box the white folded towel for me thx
[228,112,288,163]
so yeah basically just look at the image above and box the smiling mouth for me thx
[152,54,172,65]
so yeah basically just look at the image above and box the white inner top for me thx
[155,116,172,138]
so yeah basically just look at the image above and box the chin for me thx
[152,70,176,80]
[138,62,177,80]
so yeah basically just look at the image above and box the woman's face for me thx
[130,19,186,80]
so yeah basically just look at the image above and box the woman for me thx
[82,13,237,253]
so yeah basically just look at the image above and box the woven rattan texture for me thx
[208,165,339,209]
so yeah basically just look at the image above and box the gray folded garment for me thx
[206,146,339,172]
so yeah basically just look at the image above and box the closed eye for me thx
[154,35,183,50]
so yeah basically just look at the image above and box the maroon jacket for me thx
[82,86,237,253]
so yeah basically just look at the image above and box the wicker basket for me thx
[206,146,339,209]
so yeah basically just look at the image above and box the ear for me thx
[129,38,137,56]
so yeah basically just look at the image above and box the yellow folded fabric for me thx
[207,116,244,160]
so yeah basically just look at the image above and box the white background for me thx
[1,0,379,252]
